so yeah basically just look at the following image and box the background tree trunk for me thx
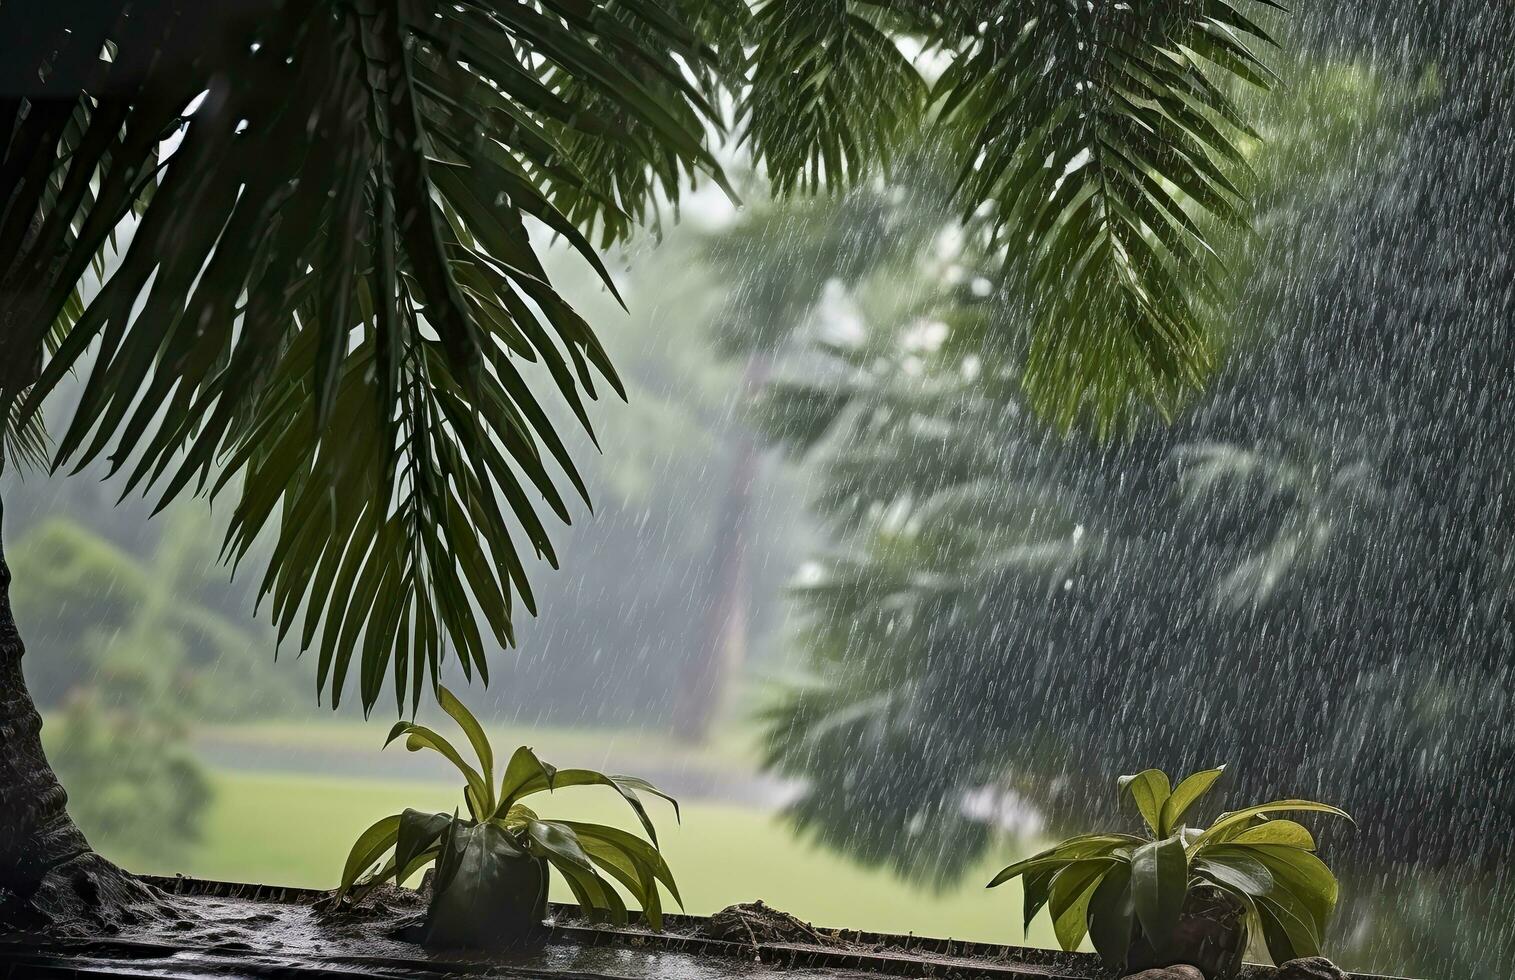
[673,355,770,743]
[673,437,756,742]
[0,488,164,932]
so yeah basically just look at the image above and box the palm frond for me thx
[0,1,724,713]
[534,0,739,246]
[1,396,48,476]
[0,0,1288,716]
[742,0,927,195]
[937,0,1277,433]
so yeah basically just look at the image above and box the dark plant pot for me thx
[422,851,550,950]
[1125,885,1248,980]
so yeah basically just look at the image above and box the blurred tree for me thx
[0,0,1285,932]
[8,509,301,716]
[473,231,813,733]
[748,27,1515,977]
[672,188,924,740]
[48,684,212,869]
[0,503,251,881]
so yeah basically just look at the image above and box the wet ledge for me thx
[0,876,1422,980]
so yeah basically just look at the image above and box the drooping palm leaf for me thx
[936,0,1278,432]
[0,2,725,713]
[0,0,1283,715]
[742,0,927,195]
[539,0,747,246]
[1,398,48,477]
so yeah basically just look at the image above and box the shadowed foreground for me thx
[0,877,1420,980]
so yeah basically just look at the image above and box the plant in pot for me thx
[327,687,681,948]
[988,767,1352,980]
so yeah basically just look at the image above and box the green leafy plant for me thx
[332,688,680,943]
[988,767,1352,972]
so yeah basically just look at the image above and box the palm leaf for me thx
[0,2,725,715]
[936,0,1278,433]
[743,0,927,195]
[0,0,1286,720]
[1,397,48,476]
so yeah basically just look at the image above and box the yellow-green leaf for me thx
[1130,836,1187,951]
[438,685,496,813]
[1118,769,1172,836]
[1198,800,1353,846]
[1048,859,1117,951]
[1159,766,1225,836]
[1231,819,1316,850]
[337,813,402,895]
[387,722,491,821]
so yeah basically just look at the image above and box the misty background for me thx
[3,9,1511,979]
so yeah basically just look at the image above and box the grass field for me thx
[111,767,1056,946]
[199,718,762,771]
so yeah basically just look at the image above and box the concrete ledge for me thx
[0,876,1421,980]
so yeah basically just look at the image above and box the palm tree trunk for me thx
[0,210,164,930]
[0,486,163,932]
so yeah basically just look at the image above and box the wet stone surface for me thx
[0,878,1420,980]
[0,882,1099,979]
[0,889,1056,979]
[1274,958,1350,980]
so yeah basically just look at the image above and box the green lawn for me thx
[116,768,1055,946]
[198,718,763,771]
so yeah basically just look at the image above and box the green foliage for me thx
[1,1,1285,716]
[936,0,1278,434]
[1337,872,1515,980]
[48,687,213,865]
[988,768,1351,969]
[19,512,237,861]
[743,0,925,195]
[7,511,301,716]
[1175,434,1385,610]
[1,1,728,715]
[332,687,680,929]
[749,59,1464,893]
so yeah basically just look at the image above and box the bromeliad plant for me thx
[330,687,680,947]
[988,767,1352,978]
